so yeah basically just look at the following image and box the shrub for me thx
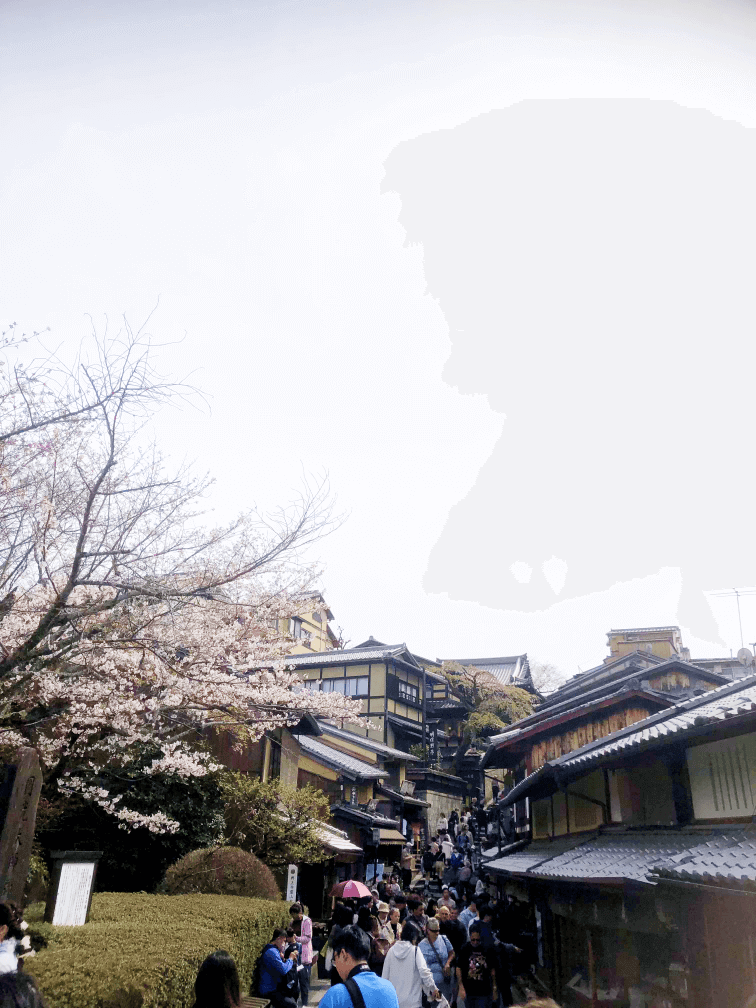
[162,846,280,900]
[25,892,289,1008]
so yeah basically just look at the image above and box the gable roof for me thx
[295,734,385,780]
[440,654,532,688]
[282,641,425,673]
[484,657,729,759]
[317,721,420,761]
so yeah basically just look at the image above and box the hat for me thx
[377,901,390,913]
[426,918,440,931]
[371,888,379,895]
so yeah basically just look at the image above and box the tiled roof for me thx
[317,722,420,761]
[281,642,425,672]
[531,832,710,883]
[443,655,531,687]
[487,829,754,886]
[295,735,385,779]
[651,829,756,889]
[486,836,589,875]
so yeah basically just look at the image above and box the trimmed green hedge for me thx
[25,892,289,1008]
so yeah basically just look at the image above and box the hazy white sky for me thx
[3,0,756,675]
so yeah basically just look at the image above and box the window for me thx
[398,680,419,703]
[289,618,312,641]
[304,676,369,697]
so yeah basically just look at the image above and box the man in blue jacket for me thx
[318,925,399,1008]
[259,928,299,1008]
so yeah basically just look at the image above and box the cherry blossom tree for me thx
[0,319,361,831]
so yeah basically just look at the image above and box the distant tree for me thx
[529,660,569,697]
[219,771,331,871]
[439,661,536,775]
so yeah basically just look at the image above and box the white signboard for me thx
[52,861,96,925]
[286,863,298,902]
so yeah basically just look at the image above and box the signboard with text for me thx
[45,850,102,926]
[286,863,298,902]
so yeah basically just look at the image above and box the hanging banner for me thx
[286,864,299,902]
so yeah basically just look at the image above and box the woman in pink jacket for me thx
[290,903,313,1005]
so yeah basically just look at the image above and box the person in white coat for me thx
[382,922,441,1008]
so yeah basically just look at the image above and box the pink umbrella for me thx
[330,879,372,898]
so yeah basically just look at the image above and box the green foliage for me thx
[463,710,506,741]
[219,771,330,871]
[36,761,225,892]
[440,662,536,744]
[24,892,289,1008]
[162,846,281,901]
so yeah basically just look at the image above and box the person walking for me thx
[455,925,497,1008]
[401,846,414,890]
[458,899,479,934]
[193,950,242,1008]
[289,904,313,1006]
[317,925,401,1008]
[377,903,396,944]
[257,930,298,1008]
[419,919,454,1002]
[382,923,440,1008]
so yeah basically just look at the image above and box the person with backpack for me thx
[382,922,441,1008]
[317,925,400,1008]
[257,929,299,1008]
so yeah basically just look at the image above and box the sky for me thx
[3,0,756,677]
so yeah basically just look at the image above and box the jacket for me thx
[382,941,437,1008]
[259,943,295,995]
[319,970,400,1008]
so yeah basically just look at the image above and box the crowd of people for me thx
[239,879,556,1008]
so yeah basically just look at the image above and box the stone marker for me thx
[0,747,43,906]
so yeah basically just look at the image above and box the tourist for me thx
[419,918,454,1002]
[382,923,440,1008]
[493,939,523,1008]
[407,897,428,935]
[448,809,459,835]
[470,906,496,950]
[0,973,46,1008]
[438,888,456,911]
[367,917,392,976]
[0,905,24,975]
[388,907,402,941]
[258,930,298,1008]
[436,906,466,956]
[393,894,409,924]
[440,835,454,863]
[434,847,446,884]
[376,903,395,943]
[289,903,313,1007]
[426,897,438,920]
[323,905,354,987]
[455,925,497,1008]
[437,813,449,834]
[401,846,414,889]
[317,925,400,1008]
[458,898,479,933]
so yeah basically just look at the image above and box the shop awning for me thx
[378,829,408,843]
[317,826,363,854]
